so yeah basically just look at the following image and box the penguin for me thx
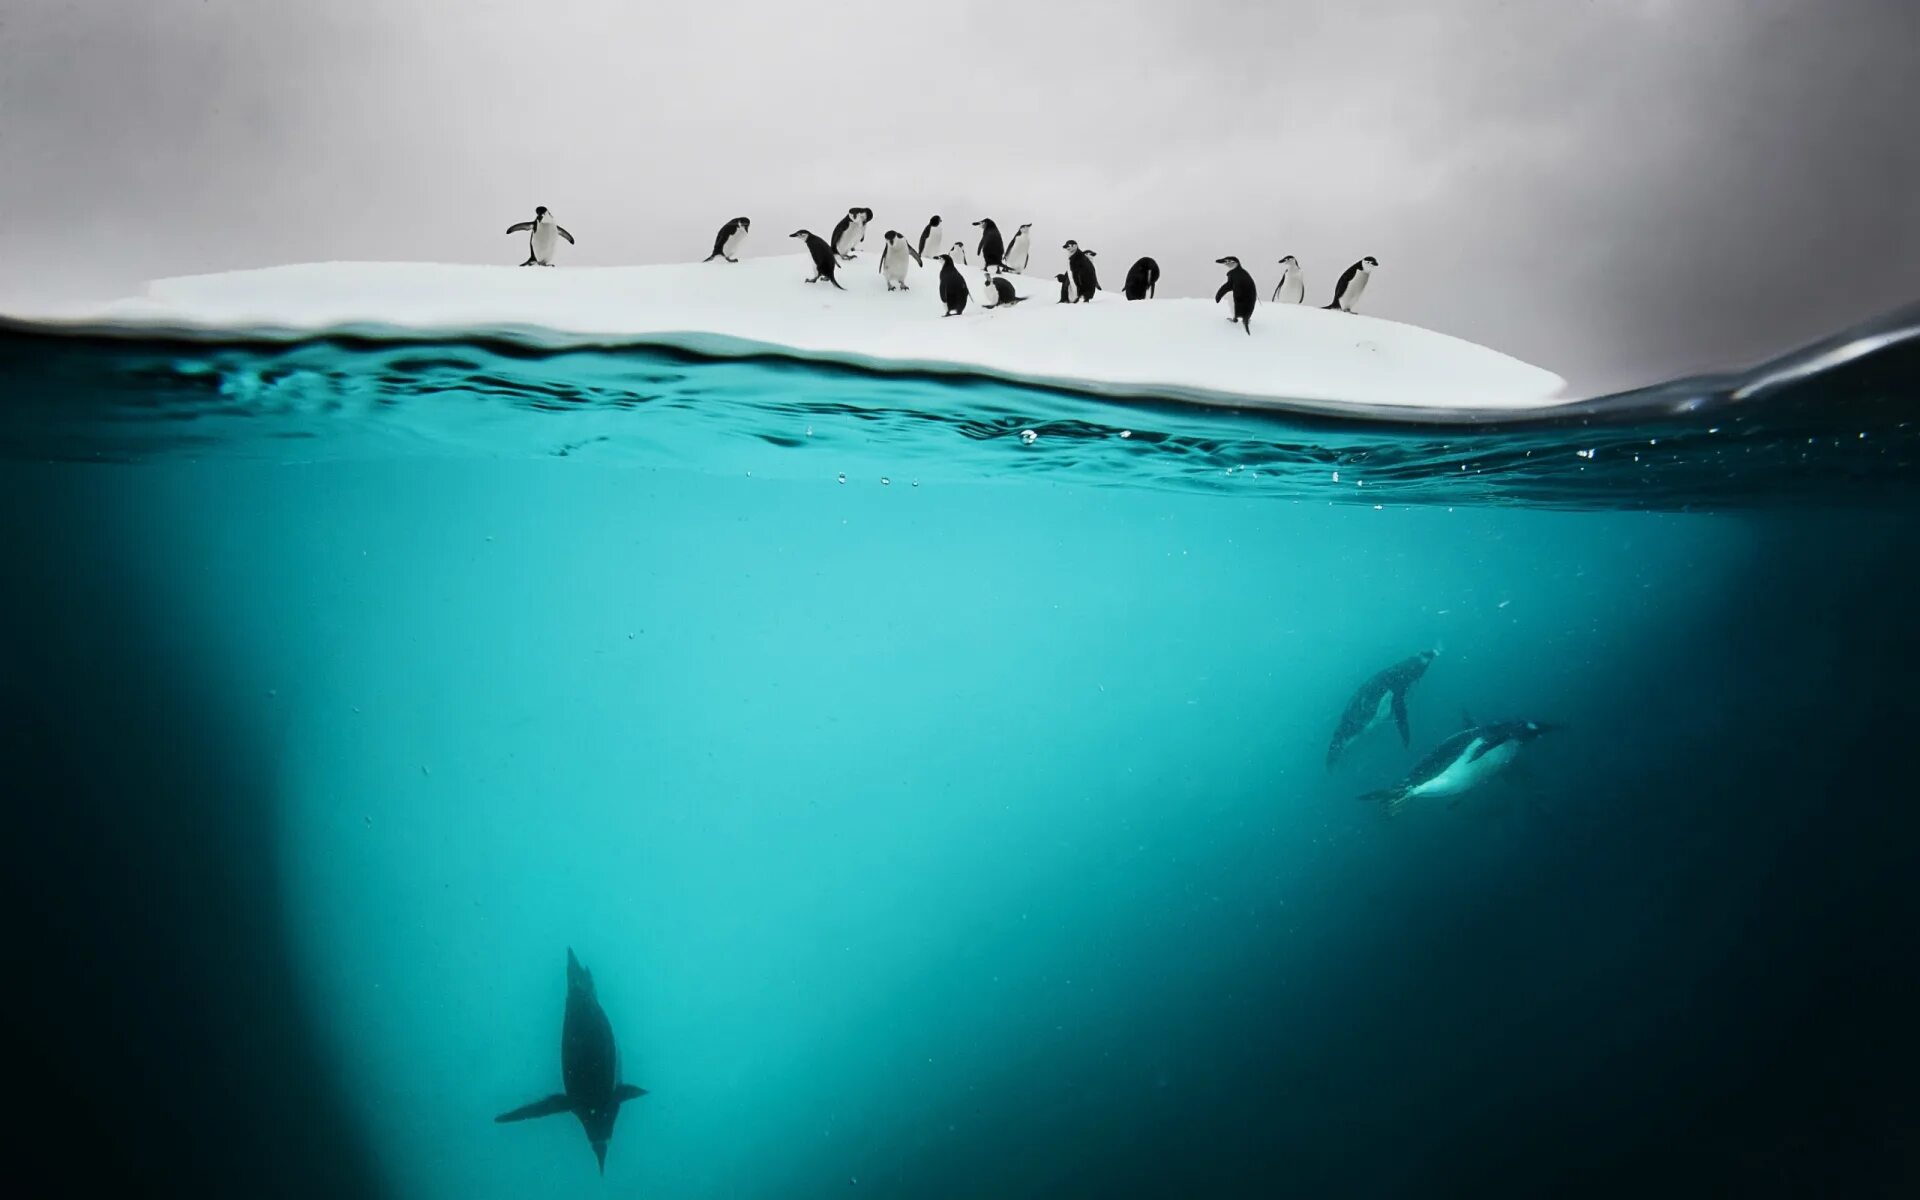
[917,215,944,260]
[936,254,970,316]
[1214,255,1257,334]
[495,949,648,1175]
[504,206,575,266]
[1002,223,1033,273]
[831,207,873,260]
[1063,240,1099,302]
[1359,715,1558,814]
[1122,256,1160,301]
[703,216,750,263]
[1054,272,1072,303]
[1325,255,1379,312]
[1271,254,1304,303]
[1325,649,1439,768]
[879,229,922,291]
[789,230,846,289]
[973,219,1006,272]
[948,241,969,266]
[982,273,1026,308]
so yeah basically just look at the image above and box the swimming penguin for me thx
[1271,255,1304,303]
[973,219,1006,272]
[505,206,575,266]
[1122,257,1160,300]
[983,274,1026,307]
[831,207,873,260]
[1003,223,1033,273]
[703,216,750,263]
[495,949,648,1175]
[917,215,944,260]
[879,230,922,291]
[1063,240,1099,302]
[1325,649,1439,768]
[789,230,847,289]
[1325,256,1379,312]
[936,254,970,316]
[1214,255,1257,334]
[1054,272,1072,303]
[948,241,969,266]
[1360,715,1557,814]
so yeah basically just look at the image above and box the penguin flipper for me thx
[1392,691,1411,747]
[505,221,534,234]
[496,1093,574,1123]
[556,227,575,245]
[614,1084,649,1104]
[909,247,923,268]
[1358,787,1407,814]
[1215,282,1231,304]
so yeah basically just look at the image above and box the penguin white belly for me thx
[882,247,910,286]
[722,226,747,259]
[1409,739,1518,800]
[1277,272,1304,304]
[530,224,559,264]
[1363,689,1394,733]
[1005,237,1029,272]
[1342,273,1370,310]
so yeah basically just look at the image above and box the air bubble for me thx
[837,473,847,484]
[880,476,891,486]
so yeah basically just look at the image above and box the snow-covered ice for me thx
[8,254,1570,411]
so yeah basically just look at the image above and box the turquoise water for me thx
[4,315,1918,1195]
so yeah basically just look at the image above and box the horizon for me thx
[2,0,1917,393]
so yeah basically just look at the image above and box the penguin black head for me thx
[1363,256,1380,266]
[1055,272,1068,282]
[858,207,874,220]
[1278,254,1299,266]
[535,206,549,217]
[1062,240,1078,251]
[1216,256,1242,269]
[738,218,751,230]
[1016,222,1032,232]
[884,230,902,241]
[974,218,996,229]
[937,253,954,264]
[789,230,812,240]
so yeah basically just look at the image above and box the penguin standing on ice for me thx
[879,230,922,291]
[831,207,873,260]
[936,254,970,316]
[982,274,1026,308]
[1123,256,1160,300]
[1062,241,1100,302]
[917,215,944,260]
[1326,649,1439,768]
[973,219,1006,272]
[703,217,750,263]
[1325,256,1379,312]
[948,241,969,266]
[790,230,847,289]
[1271,254,1304,303]
[1002,223,1033,273]
[1053,272,1072,303]
[505,206,575,266]
[1215,255,1257,334]
[495,949,648,1175]
[1360,714,1557,815]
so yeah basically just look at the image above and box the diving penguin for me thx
[936,253,970,316]
[1326,649,1438,768]
[1215,255,1257,334]
[790,230,847,289]
[879,229,922,290]
[495,949,648,1174]
[505,206,576,266]
[1359,715,1558,814]
[703,216,750,263]
[1123,256,1160,300]
[1271,255,1304,303]
[1325,256,1379,312]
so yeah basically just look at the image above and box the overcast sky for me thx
[2,0,1916,392]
